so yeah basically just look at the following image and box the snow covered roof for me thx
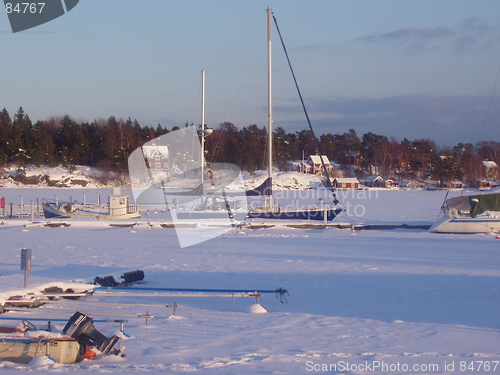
[364,175,382,183]
[308,155,330,165]
[482,161,498,169]
[143,145,169,158]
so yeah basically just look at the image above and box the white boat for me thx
[42,186,140,220]
[429,192,500,233]
[0,334,84,364]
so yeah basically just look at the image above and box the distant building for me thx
[333,177,359,189]
[306,155,333,175]
[396,180,418,189]
[447,181,463,189]
[363,175,395,188]
[482,160,499,179]
[363,175,382,187]
[296,161,312,174]
[345,151,362,166]
[142,145,169,170]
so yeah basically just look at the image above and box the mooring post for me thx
[166,302,179,316]
[20,248,32,289]
[30,201,35,222]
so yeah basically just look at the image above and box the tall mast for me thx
[267,7,273,207]
[267,7,273,182]
[201,69,205,186]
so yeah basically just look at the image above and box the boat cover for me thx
[469,193,500,217]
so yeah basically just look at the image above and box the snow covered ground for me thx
[0,186,499,374]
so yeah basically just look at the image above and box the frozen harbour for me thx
[0,188,499,374]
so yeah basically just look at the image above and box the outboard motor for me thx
[63,312,121,356]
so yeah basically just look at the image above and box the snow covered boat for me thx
[429,192,500,233]
[0,312,122,364]
[0,334,84,364]
[42,186,140,220]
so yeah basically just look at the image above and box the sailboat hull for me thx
[247,207,343,221]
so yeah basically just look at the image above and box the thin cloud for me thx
[360,27,455,47]
[460,17,490,35]
[361,18,499,52]
[273,94,500,146]
[380,28,455,43]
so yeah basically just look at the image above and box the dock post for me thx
[20,248,32,289]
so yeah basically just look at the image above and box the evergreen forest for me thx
[1,107,499,186]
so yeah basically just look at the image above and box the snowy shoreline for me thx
[0,187,499,373]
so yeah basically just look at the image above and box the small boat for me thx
[429,192,500,233]
[0,312,122,364]
[0,335,84,364]
[42,186,140,220]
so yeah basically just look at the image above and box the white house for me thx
[306,155,333,175]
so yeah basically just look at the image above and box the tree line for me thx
[1,107,499,186]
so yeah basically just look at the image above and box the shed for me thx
[364,175,382,187]
[397,180,418,189]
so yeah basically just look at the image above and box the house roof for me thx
[334,178,359,183]
[482,161,499,169]
[397,180,417,186]
[307,155,330,165]
[364,175,382,183]
[143,145,169,158]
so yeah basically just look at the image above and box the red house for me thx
[333,178,359,189]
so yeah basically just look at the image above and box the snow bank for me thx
[0,165,122,188]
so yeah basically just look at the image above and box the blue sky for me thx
[1,0,500,147]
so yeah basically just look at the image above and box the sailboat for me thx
[130,8,343,224]
[429,191,500,233]
[245,7,343,221]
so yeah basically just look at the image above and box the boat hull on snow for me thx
[0,336,84,364]
[429,192,500,233]
[429,215,500,233]
[247,206,343,221]
[42,200,141,220]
